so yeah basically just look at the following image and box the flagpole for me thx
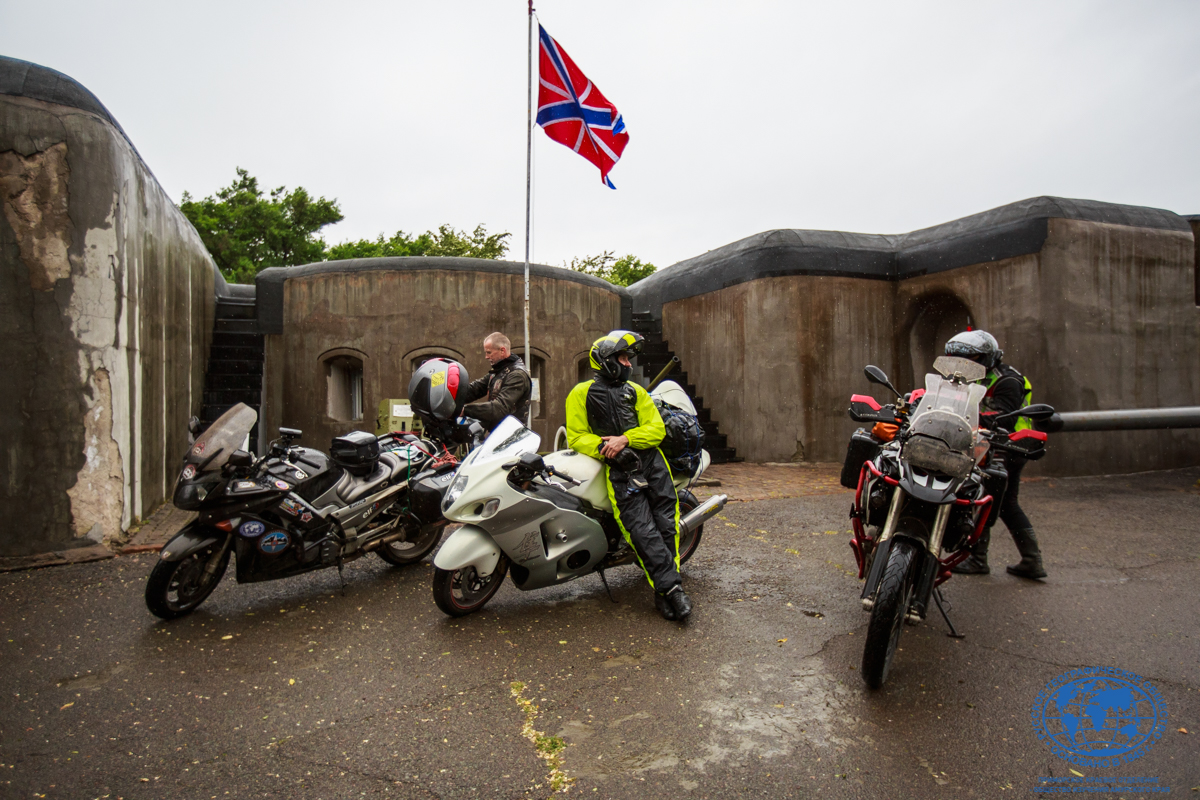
[523,0,534,430]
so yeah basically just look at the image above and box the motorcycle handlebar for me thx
[545,466,581,486]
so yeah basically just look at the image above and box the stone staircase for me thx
[631,311,742,464]
[200,291,263,452]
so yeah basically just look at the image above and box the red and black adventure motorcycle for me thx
[841,358,1054,688]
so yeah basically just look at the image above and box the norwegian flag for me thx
[536,24,629,189]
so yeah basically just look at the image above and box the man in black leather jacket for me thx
[460,332,532,431]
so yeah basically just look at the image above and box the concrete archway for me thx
[902,292,973,392]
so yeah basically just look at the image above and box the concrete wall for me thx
[663,276,896,463]
[652,212,1199,476]
[1,63,218,557]
[258,260,624,453]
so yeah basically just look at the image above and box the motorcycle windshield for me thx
[912,373,986,432]
[463,416,541,470]
[183,403,257,473]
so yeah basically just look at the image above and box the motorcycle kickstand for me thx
[933,588,965,639]
[597,568,619,604]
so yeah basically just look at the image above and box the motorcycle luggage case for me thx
[840,427,881,489]
[330,431,381,477]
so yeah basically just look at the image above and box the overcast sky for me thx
[3,1,1198,269]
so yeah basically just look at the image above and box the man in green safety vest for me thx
[946,330,1048,580]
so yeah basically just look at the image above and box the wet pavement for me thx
[1,467,1197,798]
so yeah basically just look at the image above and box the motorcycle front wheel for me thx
[860,536,920,689]
[145,543,230,620]
[677,489,705,565]
[376,520,447,566]
[432,553,510,617]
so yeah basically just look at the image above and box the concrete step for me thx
[208,373,262,391]
[207,359,264,376]
[215,318,258,334]
[216,299,257,320]
[205,389,263,406]
[210,331,263,349]
[210,345,264,363]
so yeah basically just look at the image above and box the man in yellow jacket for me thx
[565,330,692,621]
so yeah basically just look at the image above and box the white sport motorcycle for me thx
[430,381,728,616]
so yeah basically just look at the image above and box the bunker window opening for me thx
[325,354,364,421]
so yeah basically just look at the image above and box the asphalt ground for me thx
[1,468,1197,799]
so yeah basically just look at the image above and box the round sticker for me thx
[258,531,290,554]
[273,480,291,491]
[238,520,266,538]
[293,469,308,480]
[181,464,196,481]
[192,441,206,456]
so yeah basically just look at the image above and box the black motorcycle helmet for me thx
[944,330,1003,369]
[589,330,645,382]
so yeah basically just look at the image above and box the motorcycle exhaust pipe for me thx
[362,528,408,552]
[681,494,728,534]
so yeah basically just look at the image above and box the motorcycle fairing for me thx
[159,521,222,562]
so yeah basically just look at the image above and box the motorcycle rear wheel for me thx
[376,520,447,566]
[432,553,510,617]
[145,544,230,620]
[677,489,704,565]
[861,537,920,689]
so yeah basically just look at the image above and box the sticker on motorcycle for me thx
[513,530,542,563]
[274,480,291,491]
[299,512,313,523]
[259,531,290,554]
[181,464,196,481]
[280,498,301,516]
[192,441,206,456]
[293,469,308,480]
[235,480,258,490]
[239,520,266,538]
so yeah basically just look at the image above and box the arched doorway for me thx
[903,292,973,390]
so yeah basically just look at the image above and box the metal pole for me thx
[523,1,534,429]
[1042,406,1200,433]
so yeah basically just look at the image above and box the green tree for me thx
[328,224,510,261]
[180,168,343,283]
[565,252,656,287]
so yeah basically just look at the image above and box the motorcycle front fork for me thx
[861,496,951,623]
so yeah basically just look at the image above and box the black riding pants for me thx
[998,455,1032,532]
[606,447,682,592]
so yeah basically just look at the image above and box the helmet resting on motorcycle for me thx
[589,330,645,382]
[944,330,1003,369]
[408,358,470,421]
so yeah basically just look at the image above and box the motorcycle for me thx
[428,382,729,617]
[843,357,1055,688]
[145,403,460,619]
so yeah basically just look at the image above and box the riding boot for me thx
[654,592,678,621]
[952,530,990,575]
[1006,527,1047,579]
[666,585,692,620]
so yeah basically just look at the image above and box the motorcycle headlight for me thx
[441,474,469,511]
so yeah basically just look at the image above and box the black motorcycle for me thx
[842,359,1055,688]
[145,403,460,619]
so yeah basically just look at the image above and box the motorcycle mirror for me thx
[863,365,901,399]
[517,451,544,470]
[227,450,254,468]
[1016,403,1056,421]
[279,426,302,440]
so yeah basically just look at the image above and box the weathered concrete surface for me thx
[1,61,218,557]
[258,263,624,452]
[660,215,1199,475]
[1,469,1196,797]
